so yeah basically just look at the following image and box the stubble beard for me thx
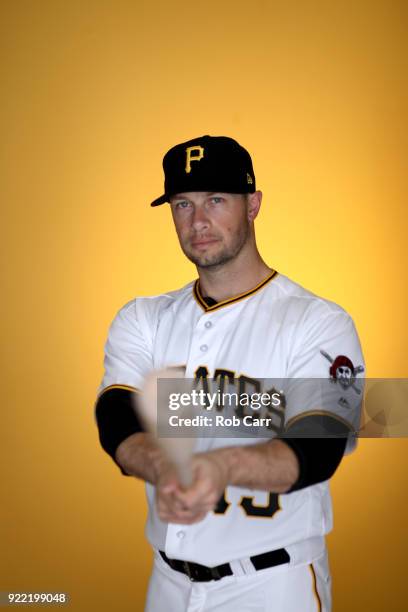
[182,220,251,270]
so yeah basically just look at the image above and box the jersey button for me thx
[200,344,208,352]
[176,530,185,539]
[204,321,212,329]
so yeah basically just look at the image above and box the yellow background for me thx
[1,1,407,610]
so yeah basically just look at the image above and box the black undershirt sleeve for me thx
[95,387,145,475]
[279,414,350,492]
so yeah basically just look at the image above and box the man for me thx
[95,135,364,611]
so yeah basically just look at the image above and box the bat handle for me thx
[176,462,193,489]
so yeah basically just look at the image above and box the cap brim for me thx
[150,194,168,207]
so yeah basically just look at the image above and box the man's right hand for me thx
[115,433,210,524]
[156,462,212,524]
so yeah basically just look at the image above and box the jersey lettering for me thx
[194,367,285,434]
[213,368,235,411]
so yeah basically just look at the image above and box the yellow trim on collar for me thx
[193,270,278,312]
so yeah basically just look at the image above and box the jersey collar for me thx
[193,270,278,312]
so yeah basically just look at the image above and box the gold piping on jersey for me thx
[309,563,322,611]
[97,384,141,398]
[284,410,354,433]
[193,270,278,312]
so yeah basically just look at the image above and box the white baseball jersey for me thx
[100,271,364,567]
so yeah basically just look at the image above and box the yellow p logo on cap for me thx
[185,146,204,173]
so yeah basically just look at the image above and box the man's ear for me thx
[247,191,263,222]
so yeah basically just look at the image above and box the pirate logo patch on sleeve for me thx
[320,350,364,394]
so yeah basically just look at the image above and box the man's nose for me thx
[191,206,210,232]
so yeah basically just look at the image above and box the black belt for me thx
[159,548,290,582]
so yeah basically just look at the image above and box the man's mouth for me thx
[190,238,219,248]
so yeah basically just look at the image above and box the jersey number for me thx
[195,366,281,518]
[214,490,280,518]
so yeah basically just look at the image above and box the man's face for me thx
[169,192,251,269]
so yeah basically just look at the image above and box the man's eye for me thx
[175,201,189,209]
[211,197,223,204]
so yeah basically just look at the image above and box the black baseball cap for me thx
[150,135,256,207]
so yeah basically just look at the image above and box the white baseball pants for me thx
[144,549,331,611]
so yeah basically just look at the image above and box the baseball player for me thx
[95,135,365,611]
